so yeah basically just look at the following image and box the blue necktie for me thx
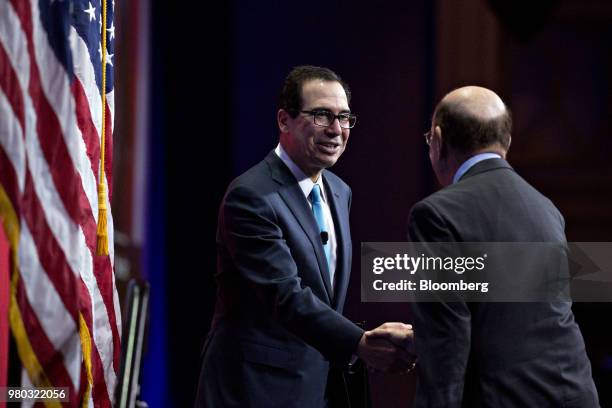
[310,184,331,275]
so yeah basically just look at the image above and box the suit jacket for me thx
[408,158,599,408]
[196,151,364,408]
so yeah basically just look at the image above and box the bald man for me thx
[408,87,599,407]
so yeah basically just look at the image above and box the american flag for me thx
[0,0,121,406]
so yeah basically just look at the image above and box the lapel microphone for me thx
[320,231,329,245]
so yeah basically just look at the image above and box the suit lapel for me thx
[265,152,333,302]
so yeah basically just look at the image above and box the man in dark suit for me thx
[408,86,600,407]
[196,66,414,407]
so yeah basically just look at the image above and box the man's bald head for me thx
[433,86,512,155]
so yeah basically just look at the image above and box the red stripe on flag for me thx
[0,147,21,214]
[15,280,77,406]
[0,41,25,130]
[71,80,100,181]
[94,256,121,371]
[90,345,112,408]
[22,172,79,321]
[71,80,114,201]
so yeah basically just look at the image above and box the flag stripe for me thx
[72,79,100,181]
[18,222,81,389]
[0,88,25,195]
[15,278,78,405]
[21,171,79,321]
[0,0,30,93]
[0,42,25,130]
[0,146,21,213]
[69,27,103,138]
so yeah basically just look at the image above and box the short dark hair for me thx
[434,102,512,154]
[278,65,351,117]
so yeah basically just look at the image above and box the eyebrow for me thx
[310,107,352,114]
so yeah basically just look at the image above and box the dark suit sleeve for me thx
[220,185,364,364]
[408,201,471,408]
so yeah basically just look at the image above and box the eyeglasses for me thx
[424,130,432,146]
[300,109,357,129]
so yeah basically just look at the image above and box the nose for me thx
[325,117,343,136]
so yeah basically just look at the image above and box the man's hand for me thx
[356,322,416,373]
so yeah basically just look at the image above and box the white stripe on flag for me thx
[69,26,103,138]
[107,89,115,132]
[19,222,81,389]
[0,0,30,89]
[0,89,26,193]
[20,369,35,408]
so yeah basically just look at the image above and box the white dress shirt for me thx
[275,144,338,292]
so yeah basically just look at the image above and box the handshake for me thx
[356,322,416,374]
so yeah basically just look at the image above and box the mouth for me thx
[316,142,341,155]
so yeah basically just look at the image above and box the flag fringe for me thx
[96,182,109,255]
[79,314,94,407]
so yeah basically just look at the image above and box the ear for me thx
[434,125,442,140]
[434,125,446,159]
[277,109,291,133]
[499,135,511,159]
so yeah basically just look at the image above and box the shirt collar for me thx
[453,152,502,184]
[275,143,327,202]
